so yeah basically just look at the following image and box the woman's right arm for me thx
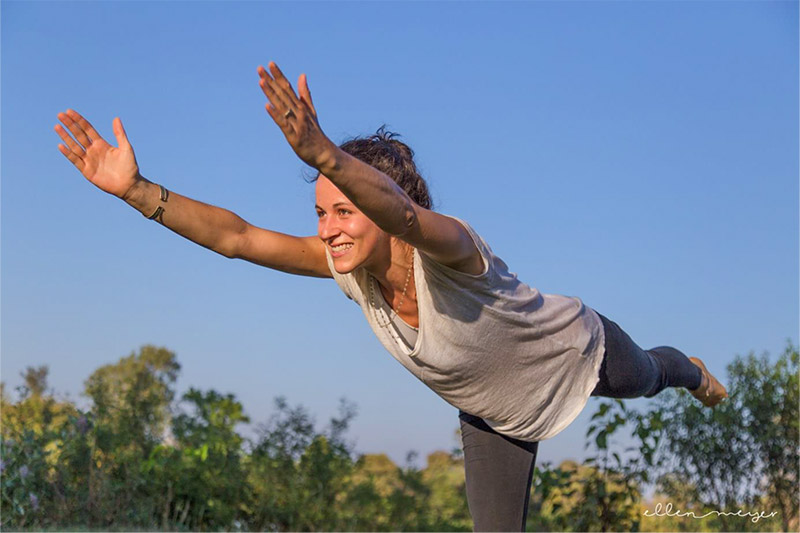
[55,109,331,279]
[124,178,331,277]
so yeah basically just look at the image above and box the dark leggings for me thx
[458,312,703,531]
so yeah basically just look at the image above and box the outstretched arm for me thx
[258,62,482,273]
[55,109,331,278]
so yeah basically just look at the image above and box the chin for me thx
[333,256,361,275]
[334,264,355,275]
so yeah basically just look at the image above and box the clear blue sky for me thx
[2,1,797,470]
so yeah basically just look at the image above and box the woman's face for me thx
[315,175,390,274]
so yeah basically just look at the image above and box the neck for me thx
[364,238,415,293]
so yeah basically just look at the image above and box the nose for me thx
[318,215,340,241]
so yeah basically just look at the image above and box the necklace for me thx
[370,246,414,329]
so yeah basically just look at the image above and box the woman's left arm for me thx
[258,61,482,272]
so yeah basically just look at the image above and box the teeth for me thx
[332,244,353,252]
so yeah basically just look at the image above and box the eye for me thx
[338,209,351,216]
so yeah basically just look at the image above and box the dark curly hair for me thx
[307,126,434,210]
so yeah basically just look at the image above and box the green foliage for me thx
[83,344,180,452]
[528,398,661,532]
[2,340,794,531]
[727,341,799,532]
[529,342,796,533]
[1,346,475,530]
[420,450,472,530]
[1,367,86,529]
[144,387,252,530]
[651,341,799,532]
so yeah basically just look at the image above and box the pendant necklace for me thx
[370,247,414,329]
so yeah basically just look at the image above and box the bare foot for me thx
[688,357,729,407]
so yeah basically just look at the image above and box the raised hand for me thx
[257,61,338,170]
[55,109,140,200]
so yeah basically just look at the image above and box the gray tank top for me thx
[324,214,606,442]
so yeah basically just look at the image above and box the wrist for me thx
[122,174,148,204]
[123,176,163,218]
[315,142,343,177]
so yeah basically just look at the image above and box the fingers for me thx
[298,73,316,116]
[113,117,130,148]
[258,62,305,130]
[57,142,85,171]
[258,68,289,110]
[258,68,291,125]
[54,122,85,157]
[57,110,93,149]
[67,109,102,142]
[268,61,302,108]
[265,102,295,136]
[257,65,288,106]
[54,114,87,172]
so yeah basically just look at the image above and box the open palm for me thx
[55,109,140,199]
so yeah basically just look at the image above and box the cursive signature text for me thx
[643,502,778,524]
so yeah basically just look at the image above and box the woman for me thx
[55,61,727,531]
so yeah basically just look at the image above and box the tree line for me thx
[1,342,797,531]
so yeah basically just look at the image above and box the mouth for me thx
[330,243,354,257]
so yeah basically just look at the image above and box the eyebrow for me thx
[314,202,353,210]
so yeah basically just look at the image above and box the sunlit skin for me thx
[315,175,418,328]
[54,60,480,331]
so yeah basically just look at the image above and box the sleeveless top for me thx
[324,214,606,442]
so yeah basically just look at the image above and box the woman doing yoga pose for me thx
[55,61,728,531]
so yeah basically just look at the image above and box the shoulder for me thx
[395,207,486,277]
[416,214,492,280]
[397,206,486,275]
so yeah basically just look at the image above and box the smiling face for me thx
[315,175,390,274]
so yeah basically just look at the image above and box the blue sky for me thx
[2,1,797,470]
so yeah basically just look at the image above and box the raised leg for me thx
[590,312,703,399]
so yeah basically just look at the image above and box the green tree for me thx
[83,345,180,453]
[1,367,84,529]
[381,450,433,531]
[2,366,77,438]
[651,343,797,532]
[531,399,662,532]
[654,390,757,530]
[528,459,574,531]
[244,395,360,531]
[343,453,401,530]
[3,350,485,531]
[81,345,180,526]
[420,450,471,530]
[535,459,634,531]
[724,341,798,532]
[147,387,251,530]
